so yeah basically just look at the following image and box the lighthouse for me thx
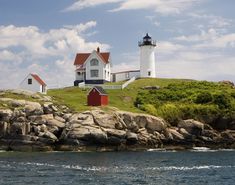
[138,33,156,78]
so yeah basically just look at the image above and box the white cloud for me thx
[0,50,22,62]
[0,22,110,89]
[189,13,233,28]
[175,28,235,49]
[64,0,203,15]
[64,0,123,12]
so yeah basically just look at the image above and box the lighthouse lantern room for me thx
[138,33,156,78]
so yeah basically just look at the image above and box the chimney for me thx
[97,47,100,53]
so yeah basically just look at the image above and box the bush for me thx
[141,104,157,115]
[155,103,182,124]
[134,80,235,125]
[213,94,231,109]
[194,92,213,104]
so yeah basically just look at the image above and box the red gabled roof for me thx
[73,51,110,65]
[31,74,46,86]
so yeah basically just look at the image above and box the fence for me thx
[79,76,136,90]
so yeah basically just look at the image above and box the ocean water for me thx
[0,149,235,185]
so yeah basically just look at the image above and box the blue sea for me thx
[0,148,235,185]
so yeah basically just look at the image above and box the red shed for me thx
[87,86,108,106]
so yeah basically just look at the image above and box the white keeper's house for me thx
[19,73,47,94]
[74,47,111,85]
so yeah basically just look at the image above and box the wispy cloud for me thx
[64,0,204,15]
[63,0,123,12]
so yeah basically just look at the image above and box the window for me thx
[28,78,32,85]
[148,71,151,76]
[77,72,81,75]
[90,59,99,66]
[125,72,130,79]
[90,70,99,77]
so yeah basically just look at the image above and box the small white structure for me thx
[74,47,111,85]
[112,70,140,82]
[138,33,156,78]
[19,73,47,94]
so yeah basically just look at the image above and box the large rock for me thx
[103,128,126,139]
[0,98,26,107]
[28,114,54,124]
[25,102,43,116]
[117,112,138,132]
[0,122,8,136]
[65,126,107,144]
[42,102,54,114]
[145,116,167,133]
[10,122,26,135]
[69,112,94,126]
[126,132,138,145]
[91,110,119,129]
[166,128,185,141]
[0,109,13,122]
[118,111,167,133]
[47,119,65,128]
[178,119,204,136]
[40,131,58,141]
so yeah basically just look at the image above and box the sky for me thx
[0,0,235,89]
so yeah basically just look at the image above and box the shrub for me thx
[213,94,231,109]
[194,92,213,104]
[142,104,157,115]
[155,103,182,124]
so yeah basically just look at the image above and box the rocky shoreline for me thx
[1,95,235,152]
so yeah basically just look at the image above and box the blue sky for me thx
[0,0,235,88]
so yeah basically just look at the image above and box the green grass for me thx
[48,78,192,112]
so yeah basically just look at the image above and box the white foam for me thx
[61,165,108,171]
[20,162,56,167]
[218,149,235,152]
[191,147,217,152]
[147,165,234,171]
[147,149,177,152]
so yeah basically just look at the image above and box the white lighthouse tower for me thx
[138,33,156,78]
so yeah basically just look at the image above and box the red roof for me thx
[31,74,46,86]
[74,51,110,65]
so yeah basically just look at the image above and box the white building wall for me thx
[114,73,127,82]
[104,63,111,82]
[130,71,140,79]
[19,74,42,93]
[75,69,85,81]
[140,45,156,78]
[112,71,140,82]
[85,51,111,82]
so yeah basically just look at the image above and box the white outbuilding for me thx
[138,33,156,78]
[19,73,47,94]
[111,70,140,82]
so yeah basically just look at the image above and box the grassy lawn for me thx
[48,78,192,112]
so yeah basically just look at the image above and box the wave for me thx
[1,160,234,173]
[190,147,218,152]
[147,149,177,152]
[147,165,235,171]
[61,165,109,171]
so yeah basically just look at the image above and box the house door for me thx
[42,85,45,93]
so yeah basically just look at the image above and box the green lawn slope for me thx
[48,78,193,112]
